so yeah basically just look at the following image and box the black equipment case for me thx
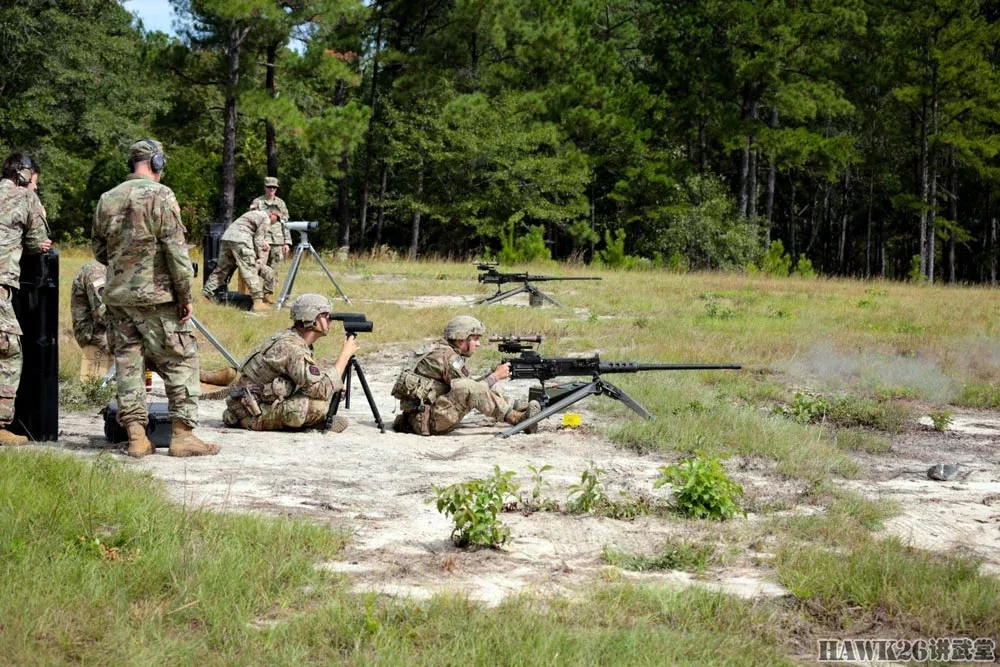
[103,400,173,447]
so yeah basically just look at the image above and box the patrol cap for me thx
[264,176,279,188]
[444,315,485,341]
[129,139,165,164]
[291,293,333,325]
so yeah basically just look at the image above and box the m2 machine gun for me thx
[476,263,601,307]
[488,336,741,438]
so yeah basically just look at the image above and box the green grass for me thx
[603,540,717,573]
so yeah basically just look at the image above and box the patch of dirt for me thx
[51,357,1000,605]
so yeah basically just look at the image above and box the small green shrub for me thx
[566,462,609,514]
[928,410,953,432]
[704,297,737,320]
[431,466,519,548]
[497,221,551,264]
[596,229,644,269]
[774,392,829,424]
[655,453,745,521]
[761,240,792,277]
[521,464,558,513]
[793,256,816,278]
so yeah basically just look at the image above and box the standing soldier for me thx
[223,293,358,432]
[70,260,112,382]
[201,205,279,311]
[250,176,291,270]
[391,315,540,435]
[92,138,219,458]
[0,153,52,446]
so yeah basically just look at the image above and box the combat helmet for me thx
[291,293,332,328]
[444,315,485,341]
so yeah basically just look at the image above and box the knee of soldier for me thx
[280,396,309,428]
[261,266,275,281]
[449,378,481,402]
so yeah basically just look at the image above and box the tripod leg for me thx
[347,359,386,432]
[497,380,602,438]
[190,316,240,368]
[276,245,306,309]
[594,379,653,419]
[307,245,351,303]
[477,285,529,305]
[526,284,563,308]
[340,362,353,409]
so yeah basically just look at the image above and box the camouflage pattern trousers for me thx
[407,378,513,435]
[267,244,285,269]
[225,393,330,431]
[0,331,21,428]
[203,240,276,298]
[106,302,201,428]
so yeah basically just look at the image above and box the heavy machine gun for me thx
[489,335,741,437]
[476,263,601,307]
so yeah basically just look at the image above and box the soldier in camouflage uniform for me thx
[223,293,359,432]
[70,260,113,382]
[250,176,291,269]
[92,139,219,458]
[391,315,540,435]
[202,205,279,311]
[0,153,52,446]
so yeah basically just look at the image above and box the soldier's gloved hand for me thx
[492,361,511,382]
[271,377,294,399]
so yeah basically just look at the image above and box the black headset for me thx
[127,139,165,173]
[14,155,35,187]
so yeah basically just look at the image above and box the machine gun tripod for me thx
[276,221,350,309]
[475,263,601,307]
[323,314,385,433]
[488,336,741,438]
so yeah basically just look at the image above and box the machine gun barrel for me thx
[488,335,543,344]
[599,362,742,373]
[504,354,740,382]
[478,271,601,285]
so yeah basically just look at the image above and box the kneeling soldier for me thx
[391,315,540,435]
[223,293,358,431]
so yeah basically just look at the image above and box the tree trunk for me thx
[737,81,758,218]
[927,87,939,284]
[866,170,874,278]
[918,95,930,278]
[789,172,797,260]
[265,40,278,177]
[218,24,252,227]
[408,163,423,259]
[948,149,957,284]
[375,162,388,246]
[764,107,778,247]
[838,168,850,274]
[334,79,350,249]
[358,3,384,246]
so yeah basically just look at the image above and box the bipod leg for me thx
[525,283,563,308]
[593,378,653,419]
[190,316,240,368]
[276,244,307,309]
[307,245,350,303]
[477,284,528,305]
[346,358,385,432]
[497,380,602,438]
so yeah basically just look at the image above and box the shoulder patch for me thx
[308,364,322,378]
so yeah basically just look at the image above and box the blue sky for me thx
[123,0,179,37]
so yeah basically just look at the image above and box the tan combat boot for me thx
[252,298,271,312]
[124,422,154,458]
[262,294,276,305]
[168,421,221,457]
[505,400,541,434]
[200,367,237,386]
[0,428,28,446]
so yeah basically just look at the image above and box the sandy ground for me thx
[46,293,1000,605]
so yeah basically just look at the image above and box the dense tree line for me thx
[4,0,1000,282]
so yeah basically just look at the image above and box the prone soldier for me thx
[223,293,358,432]
[250,176,291,268]
[0,153,52,446]
[391,315,540,435]
[202,205,279,311]
[92,138,219,458]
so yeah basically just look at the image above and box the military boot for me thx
[505,400,541,434]
[168,421,221,457]
[252,298,271,312]
[326,415,349,433]
[124,422,154,458]
[0,428,28,446]
[200,367,237,386]
[262,294,276,305]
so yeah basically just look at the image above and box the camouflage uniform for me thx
[0,178,49,427]
[394,339,515,435]
[70,260,113,382]
[92,174,200,428]
[223,328,344,430]
[202,209,275,299]
[250,194,290,269]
